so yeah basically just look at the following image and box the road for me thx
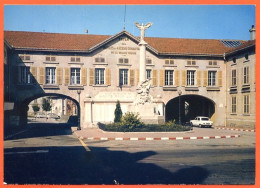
[4,122,255,185]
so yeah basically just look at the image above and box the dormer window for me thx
[19,54,31,61]
[119,58,129,64]
[187,60,196,65]
[232,58,236,64]
[209,61,217,66]
[95,57,105,63]
[245,53,249,61]
[71,56,81,62]
[165,59,174,65]
[146,58,152,64]
[46,55,56,62]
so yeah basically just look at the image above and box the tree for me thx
[114,100,122,123]
[42,98,52,113]
[32,104,40,115]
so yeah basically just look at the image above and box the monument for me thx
[128,22,165,124]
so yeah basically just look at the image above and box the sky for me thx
[4,5,255,40]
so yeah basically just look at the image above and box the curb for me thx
[4,130,28,140]
[215,127,255,132]
[74,133,241,141]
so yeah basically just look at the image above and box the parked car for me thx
[47,113,60,119]
[190,116,213,128]
[35,112,46,118]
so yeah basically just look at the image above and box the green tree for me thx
[42,98,52,113]
[114,100,122,123]
[32,104,40,115]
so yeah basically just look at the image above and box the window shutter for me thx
[152,70,157,86]
[203,71,208,87]
[218,71,222,87]
[159,70,165,86]
[136,70,139,85]
[31,67,37,84]
[197,70,201,87]
[181,70,186,86]
[81,68,87,85]
[130,69,135,86]
[89,68,94,86]
[39,67,45,85]
[105,68,111,86]
[174,70,179,86]
[56,67,62,85]
[64,68,70,85]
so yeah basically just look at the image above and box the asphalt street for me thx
[4,122,255,185]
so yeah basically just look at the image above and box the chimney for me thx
[249,25,255,40]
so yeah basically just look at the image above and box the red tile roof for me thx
[225,40,255,55]
[4,30,246,56]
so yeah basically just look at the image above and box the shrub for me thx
[121,112,144,131]
[114,101,122,123]
[32,104,40,115]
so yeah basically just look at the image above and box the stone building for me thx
[3,26,256,129]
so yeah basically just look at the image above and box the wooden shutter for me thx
[57,67,62,85]
[152,70,157,86]
[174,70,179,86]
[31,67,37,84]
[181,70,186,86]
[105,68,111,86]
[130,69,135,86]
[136,70,139,85]
[203,71,208,87]
[197,70,201,87]
[89,68,94,85]
[64,68,70,85]
[218,71,222,87]
[81,68,87,85]
[39,67,45,85]
[159,70,165,86]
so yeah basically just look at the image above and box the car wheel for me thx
[199,124,202,128]
[190,123,193,127]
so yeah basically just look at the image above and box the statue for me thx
[135,78,152,105]
[135,22,153,42]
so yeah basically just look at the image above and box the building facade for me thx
[3,27,256,129]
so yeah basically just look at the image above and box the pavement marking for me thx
[5,150,49,155]
[101,137,108,140]
[130,137,138,141]
[78,137,91,152]
[115,137,123,141]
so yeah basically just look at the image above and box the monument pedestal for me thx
[128,103,165,124]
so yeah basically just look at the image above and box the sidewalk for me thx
[72,127,242,141]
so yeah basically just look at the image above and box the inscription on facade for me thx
[109,46,139,55]
[95,92,136,100]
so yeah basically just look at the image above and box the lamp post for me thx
[178,90,182,125]
[77,90,81,130]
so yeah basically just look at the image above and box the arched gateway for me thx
[165,95,215,124]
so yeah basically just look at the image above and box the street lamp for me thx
[77,90,81,130]
[178,90,182,125]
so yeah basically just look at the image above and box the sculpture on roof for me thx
[135,22,153,42]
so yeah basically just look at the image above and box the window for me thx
[232,58,236,64]
[231,96,237,113]
[119,58,129,64]
[46,67,56,84]
[146,69,152,79]
[95,57,105,63]
[243,67,249,84]
[245,53,249,61]
[187,70,195,86]
[208,71,216,86]
[243,95,250,114]
[165,70,174,86]
[119,69,128,85]
[70,68,81,85]
[209,61,217,66]
[146,58,152,64]
[71,57,81,62]
[95,68,105,85]
[165,59,174,65]
[187,60,196,65]
[19,54,31,61]
[20,66,32,84]
[46,55,56,62]
[231,69,236,86]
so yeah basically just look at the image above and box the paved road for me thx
[4,123,255,185]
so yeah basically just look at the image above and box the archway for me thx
[18,93,81,130]
[165,95,215,123]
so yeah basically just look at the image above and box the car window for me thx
[201,118,209,121]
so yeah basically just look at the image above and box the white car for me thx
[35,112,46,118]
[47,113,60,119]
[190,116,213,128]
